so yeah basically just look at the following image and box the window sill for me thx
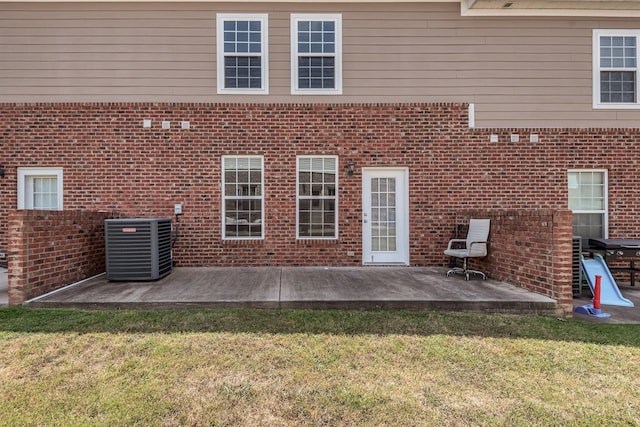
[593,103,640,110]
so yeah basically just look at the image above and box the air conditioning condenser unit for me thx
[105,218,172,281]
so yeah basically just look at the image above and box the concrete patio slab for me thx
[572,284,640,324]
[28,267,283,309]
[24,266,561,316]
[5,265,640,323]
[279,267,557,313]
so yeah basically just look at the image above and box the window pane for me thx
[224,57,262,89]
[298,157,338,238]
[600,36,637,72]
[296,18,337,90]
[573,213,604,240]
[237,21,248,32]
[568,171,606,239]
[223,157,263,238]
[31,177,58,210]
[220,17,264,91]
[298,57,336,90]
[600,71,636,103]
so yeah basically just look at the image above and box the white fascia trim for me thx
[3,0,636,17]
[0,0,458,2]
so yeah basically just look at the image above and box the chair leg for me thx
[446,257,468,278]
[465,269,486,280]
[446,257,487,280]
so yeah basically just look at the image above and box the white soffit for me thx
[462,0,640,17]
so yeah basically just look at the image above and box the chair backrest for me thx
[466,219,491,256]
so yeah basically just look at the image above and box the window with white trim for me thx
[593,30,640,108]
[17,168,64,210]
[291,14,342,95]
[217,14,268,94]
[568,170,608,244]
[297,156,338,238]
[222,156,264,239]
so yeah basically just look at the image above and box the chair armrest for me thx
[447,239,467,250]
[468,241,488,250]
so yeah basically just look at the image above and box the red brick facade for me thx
[7,209,120,305]
[470,209,575,312]
[1,102,639,310]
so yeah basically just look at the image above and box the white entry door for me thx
[362,168,409,265]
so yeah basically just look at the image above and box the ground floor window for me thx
[17,167,64,210]
[222,156,264,239]
[297,156,338,238]
[568,169,608,244]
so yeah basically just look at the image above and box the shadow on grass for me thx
[1,306,640,347]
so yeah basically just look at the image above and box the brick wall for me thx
[451,209,574,315]
[1,102,640,308]
[7,209,119,305]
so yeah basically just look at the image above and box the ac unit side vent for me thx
[105,218,172,281]
[572,236,582,297]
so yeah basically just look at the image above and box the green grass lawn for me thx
[1,307,639,426]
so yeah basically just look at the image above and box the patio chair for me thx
[444,219,490,280]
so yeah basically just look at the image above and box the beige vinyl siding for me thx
[2,2,640,127]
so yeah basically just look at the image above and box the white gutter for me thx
[1,0,639,18]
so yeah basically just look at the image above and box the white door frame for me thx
[362,167,410,265]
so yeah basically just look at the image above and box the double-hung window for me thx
[217,14,268,94]
[593,30,640,108]
[222,156,264,239]
[291,14,342,95]
[17,168,64,210]
[297,156,338,238]
[568,170,608,244]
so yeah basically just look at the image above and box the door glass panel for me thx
[370,177,397,252]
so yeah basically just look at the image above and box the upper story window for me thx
[17,167,64,210]
[217,14,268,94]
[291,14,342,95]
[222,156,264,239]
[593,30,640,109]
[568,169,608,245]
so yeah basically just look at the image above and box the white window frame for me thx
[216,13,269,95]
[222,156,264,240]
[296,155,339,239]
[593,29,640,109]
[17,167,64,210]
[568,169,608,240]
[290,14,342,95]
